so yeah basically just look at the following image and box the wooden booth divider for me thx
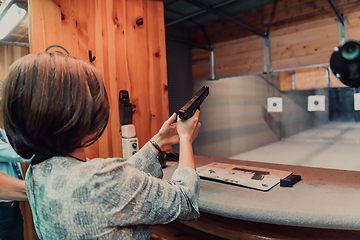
[14,0,170,239]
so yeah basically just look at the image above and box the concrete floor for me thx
[230,122,360,171]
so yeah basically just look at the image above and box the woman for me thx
[1,52,201,239]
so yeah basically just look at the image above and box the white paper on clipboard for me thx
[197,162,292,191]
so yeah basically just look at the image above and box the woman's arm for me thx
[0,171,27,201]
[176,110,201,170]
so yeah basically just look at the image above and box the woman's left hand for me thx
[152,113,179,149]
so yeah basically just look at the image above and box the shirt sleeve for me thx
[0,139,32,163]
[95,162,200,226]
[0,129,32,163]
[126,143,163,179]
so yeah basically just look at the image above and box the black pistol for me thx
[178,86,209,120]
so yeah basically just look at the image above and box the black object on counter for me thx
[280,174,302,187]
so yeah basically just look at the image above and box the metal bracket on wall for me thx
[327,0,345,26]
[292,71,296,90]
[272,63,330,73]
[326,67,331,88]
[210,45,216,80]
[0,40,28,47]
[263,33,272,74]
[337,15,348,46]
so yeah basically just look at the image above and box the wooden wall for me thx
[279,66,346,91]
[191,0,360,90]
[29,0,169,159]
[270,17,337,71]
[0,44,29,84]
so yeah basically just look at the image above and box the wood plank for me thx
[125,0,150,148]
[192,59,210,80]
[58,0,79,56]
[270,22,338,68]
[348,11,360,40]
[215,48,264,77]
[88,0,109,158]
[270,17,337,71]
[111,0,133,157]
[272,51,332,71]
[0,45,5,81]
[215,35,263,58]
[104,0,122,158]
[279,71,293,91]
[98,0,113,158]
[269,17,338,38]
[192,48,209,62]
[271,20,337,47]
[29,0,63,53]
[113,0,133,93]
[192,35,264,79]
[295,67,328,89]
[0,45,29,81]
[280,67,346,90]
[146,0,170,136]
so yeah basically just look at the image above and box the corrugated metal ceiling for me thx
[163,0,279,29]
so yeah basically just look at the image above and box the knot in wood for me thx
[136,18,143,26]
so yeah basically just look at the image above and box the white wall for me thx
[193,73,329,158]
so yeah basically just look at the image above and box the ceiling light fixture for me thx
[0,3,26,40]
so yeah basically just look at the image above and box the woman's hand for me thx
[177,110,201,143]
[151,113,179,149]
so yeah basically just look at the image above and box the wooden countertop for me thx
[162,155,360,231]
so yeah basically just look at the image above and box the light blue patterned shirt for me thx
[26,144,200,240]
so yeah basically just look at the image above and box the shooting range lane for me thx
[162,155,360,232]
[230,122,360,171]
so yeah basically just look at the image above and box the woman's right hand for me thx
[176,110,201,170]
[177,110,201,143]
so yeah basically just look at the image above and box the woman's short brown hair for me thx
[1,52,109,159]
